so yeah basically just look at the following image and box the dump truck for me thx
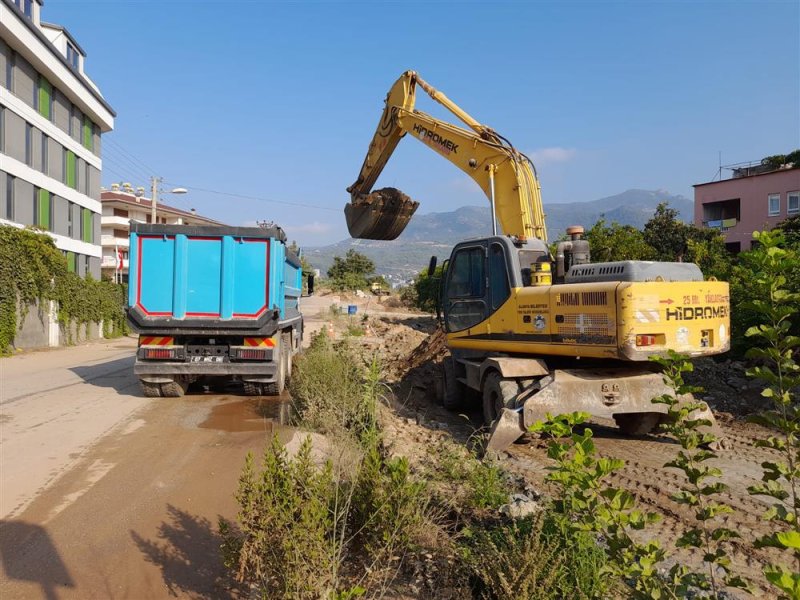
[127,223,304,397]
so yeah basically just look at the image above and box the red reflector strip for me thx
[636,334,657,347]
[139,336,174,346]
[144,348,175,359]
[238,349,267,360]
[244,337,275,347]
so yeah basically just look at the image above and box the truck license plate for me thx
[190,356,223,363]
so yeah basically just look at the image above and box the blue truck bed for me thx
[127,223,304,397]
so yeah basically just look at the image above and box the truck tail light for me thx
[144,348,176,359]
[238,349,267,360]
[636,334,664,347]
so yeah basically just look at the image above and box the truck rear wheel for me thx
[482,372,519,426]
[282,332,293,379]
[140,381,162,398]
[613,412,662,436]
[262,340,287,396]
[161,380,187,398]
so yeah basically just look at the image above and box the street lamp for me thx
[150,176,188,223]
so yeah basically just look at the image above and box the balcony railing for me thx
[702,218,738,232]
[101,235,130,248]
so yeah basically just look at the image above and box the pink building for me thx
[694,164,800,252]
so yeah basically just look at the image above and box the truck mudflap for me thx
[484,368,725,454]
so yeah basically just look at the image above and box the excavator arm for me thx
[345,70,547,242]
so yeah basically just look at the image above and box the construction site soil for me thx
[354,311,786,598]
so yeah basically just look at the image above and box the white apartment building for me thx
[101,186,224,282]
[0,0,115,278]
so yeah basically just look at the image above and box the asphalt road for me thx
[0,294,334,599]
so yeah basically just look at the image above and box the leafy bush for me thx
[288,330,377,440]
[0,225,127,354]
[462,513,608,600]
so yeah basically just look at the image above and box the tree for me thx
[584,219,656,262]
[412,265,443,313]
[327,250,375,291]
[643,203,693,262]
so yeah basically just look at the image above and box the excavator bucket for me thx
[345,188,419,240]
[484,369,727,455]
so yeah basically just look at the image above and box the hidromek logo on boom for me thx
[413,123,458,155]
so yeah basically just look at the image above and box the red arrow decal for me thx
[659,299,674,305]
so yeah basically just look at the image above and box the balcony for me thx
[101,215,132,227]
[101,234,129,248]
[101,256,129,269]
[702,218,739,232]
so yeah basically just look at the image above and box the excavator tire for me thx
[482,372,520,427]
[140,381,162,398]
[441,358,464,410]
[613,412,662,436]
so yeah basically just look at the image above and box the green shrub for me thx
[221,435,338,599]
[462,513,607,600]
[288,330,376,440]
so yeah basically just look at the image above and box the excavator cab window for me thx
[445,245,486,332]
[519,250,549,286]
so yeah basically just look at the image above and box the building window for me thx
[64,149,77,189]
[81,207,93,243]
[14,0,32,19]
[66,43,79,70]
[41,133,48,175]
[67,251,76,273]
[82,116,93,151]
[0,106,4,153]
[789,192,800,215]
[5,51,13,91]
[768,194,781,216]
[67,201,74,237]
[84,255,91,277]
[6,174,14,220]
[68,104,74,137]
[113,208,129,218]
[25,123,32,166]
[37,76,53,120]
[36,188,52,230]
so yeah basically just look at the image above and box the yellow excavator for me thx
[346,70,730,452]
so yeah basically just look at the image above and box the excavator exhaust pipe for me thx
[345,187,419,240]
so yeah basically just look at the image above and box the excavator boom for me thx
[345,71,546,242]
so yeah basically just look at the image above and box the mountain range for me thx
[304,189,694,281]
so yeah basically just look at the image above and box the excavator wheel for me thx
[613,412,662,436]
[441,358,464,410]
[482,372,520,427]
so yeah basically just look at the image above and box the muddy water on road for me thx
[199,392,296,443]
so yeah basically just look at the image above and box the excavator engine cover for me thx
[345,187,419,240]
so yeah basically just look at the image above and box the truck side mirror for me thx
[427,255,438,278]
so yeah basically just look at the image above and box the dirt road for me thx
[0,293,337,599]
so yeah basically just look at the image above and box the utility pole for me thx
[150,176,161,224]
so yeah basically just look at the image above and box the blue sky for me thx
[46,0,799,246]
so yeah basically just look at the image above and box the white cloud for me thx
[528,147,577,165]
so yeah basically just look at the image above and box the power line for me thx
[102,146,151,183]
[162,182,340,212]
[104,137,157,176]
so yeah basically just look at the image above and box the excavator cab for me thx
[344,188,419,240]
